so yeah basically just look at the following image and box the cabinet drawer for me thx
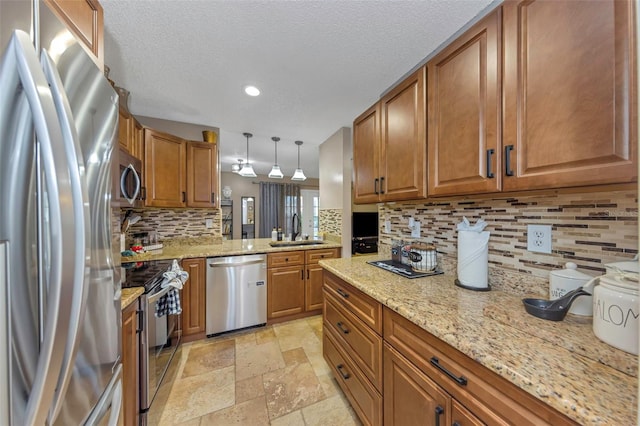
[383,307,576,426]
[323,271,382,334]
[305,248,340,264]
[324,290,382,392]
[323,329,382,426]
[268,251,304,267]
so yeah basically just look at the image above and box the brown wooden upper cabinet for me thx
[353,68,427,203]
[427,9,502,196]
[502,0,636,191]
[144,128,218,208]
[44,0,104,69]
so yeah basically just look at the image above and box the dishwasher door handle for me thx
[208,259,266,267]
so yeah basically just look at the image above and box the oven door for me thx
[114,148,144,207]
[141,284,181,412]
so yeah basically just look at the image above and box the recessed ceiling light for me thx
[244,85,260,96]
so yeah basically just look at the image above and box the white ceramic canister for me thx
[592,272,639,355]
[549,262,593,316]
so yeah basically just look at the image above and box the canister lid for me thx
[599,272,639,292]
[550,262,592,280]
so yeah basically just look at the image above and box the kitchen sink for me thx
[268,240,326,247]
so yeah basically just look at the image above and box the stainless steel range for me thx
[122,259,184,425]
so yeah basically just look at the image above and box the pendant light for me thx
[231,158,243,173]
[268,137,284,179]
[239,133,257,177]
[291,140,307,181]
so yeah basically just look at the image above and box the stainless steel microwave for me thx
[113,148,144,207]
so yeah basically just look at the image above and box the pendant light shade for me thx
[291,140,307,181]
[231,159,243,173]
[239,133,257,177]
[268,136,284,179]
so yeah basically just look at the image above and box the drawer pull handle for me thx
[486,148,495,178]
[336,288,349,298]
[336,321,350,334]
[453,422,461,426]
[505,144,514,176]
[336,364,350,379]
[434,405,444,426]
[430,356,467,386]
[374,178,379,195]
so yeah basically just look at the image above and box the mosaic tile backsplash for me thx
[378,189,637,295]
[320,208,342,237]
[121,207,221,244]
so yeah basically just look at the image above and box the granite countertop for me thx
[319,255,638,425]
[121,287,144,310]
[122,238,343,262]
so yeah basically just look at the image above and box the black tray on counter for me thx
[367,260,443,279]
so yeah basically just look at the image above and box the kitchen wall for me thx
[319,127,352,253]
[378,188,638,296]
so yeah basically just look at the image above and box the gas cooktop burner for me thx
[367,260,443,279]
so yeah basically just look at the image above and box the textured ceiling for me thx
[102,0,494,178]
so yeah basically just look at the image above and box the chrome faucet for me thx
[292,213,301,241]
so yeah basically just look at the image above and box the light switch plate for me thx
[205,218,213,229]
[384,219,391,233]
[527,224,552,254]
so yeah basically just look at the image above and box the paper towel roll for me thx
[457,230,490,289]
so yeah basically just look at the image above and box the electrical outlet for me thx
[384,219,391,233]
[527,224,552,254]
[205,218,213,229]
[411,221,421,238]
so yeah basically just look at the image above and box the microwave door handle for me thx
[1,30,75,426]
[40,49,92,424]
[120,163,140,205]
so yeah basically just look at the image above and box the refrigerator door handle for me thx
[0,241,9,426]
[0,30,76,426]
[39,49,92,424]
[84,364,123,426]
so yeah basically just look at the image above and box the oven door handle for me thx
[147,284,174,305]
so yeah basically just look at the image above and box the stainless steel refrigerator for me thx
[0,1,121,424]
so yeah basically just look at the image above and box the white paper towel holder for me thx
[454,279,491,292]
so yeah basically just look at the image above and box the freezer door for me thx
[36,3,121,424]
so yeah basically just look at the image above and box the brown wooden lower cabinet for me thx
[181,258,206,341]
[268,265,305,319]
[384,343,450,426]
[121,299,139,426]
[305,263,325,311]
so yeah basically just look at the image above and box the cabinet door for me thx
[353,103,381,204]
[503,0,637,191]
[427,9,501,196]
[181,258,206,337]
[380,67,427,201]
[384,344,451,426]
[43,0,104,69]
[118,108,133,154]
[268,265,304,319]
[186,141,218,208]
[144,128,186,207]
[305,264,324,311]
[452,399,484,426]
[122,300,139,426]
[132,119,144,161]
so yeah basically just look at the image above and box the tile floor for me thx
[151,315,362,425]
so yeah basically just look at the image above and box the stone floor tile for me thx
[236,340,286,381]
[269,409,305,426]
[263,362,325,419]
[255,326,277,344]
[317,373,341,398]
[181,339,235,378]
[158,366,235,425]
[236,375,265,404]
[273,320,316,352]
[282,347,309,366]
[301,394,361,426]
[198,396,270,425]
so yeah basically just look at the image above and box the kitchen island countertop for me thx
[122,238,343,262]
[121,287,144,310]
[319,255,637,425]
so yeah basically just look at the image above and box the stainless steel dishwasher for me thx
[206,254,267,336]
